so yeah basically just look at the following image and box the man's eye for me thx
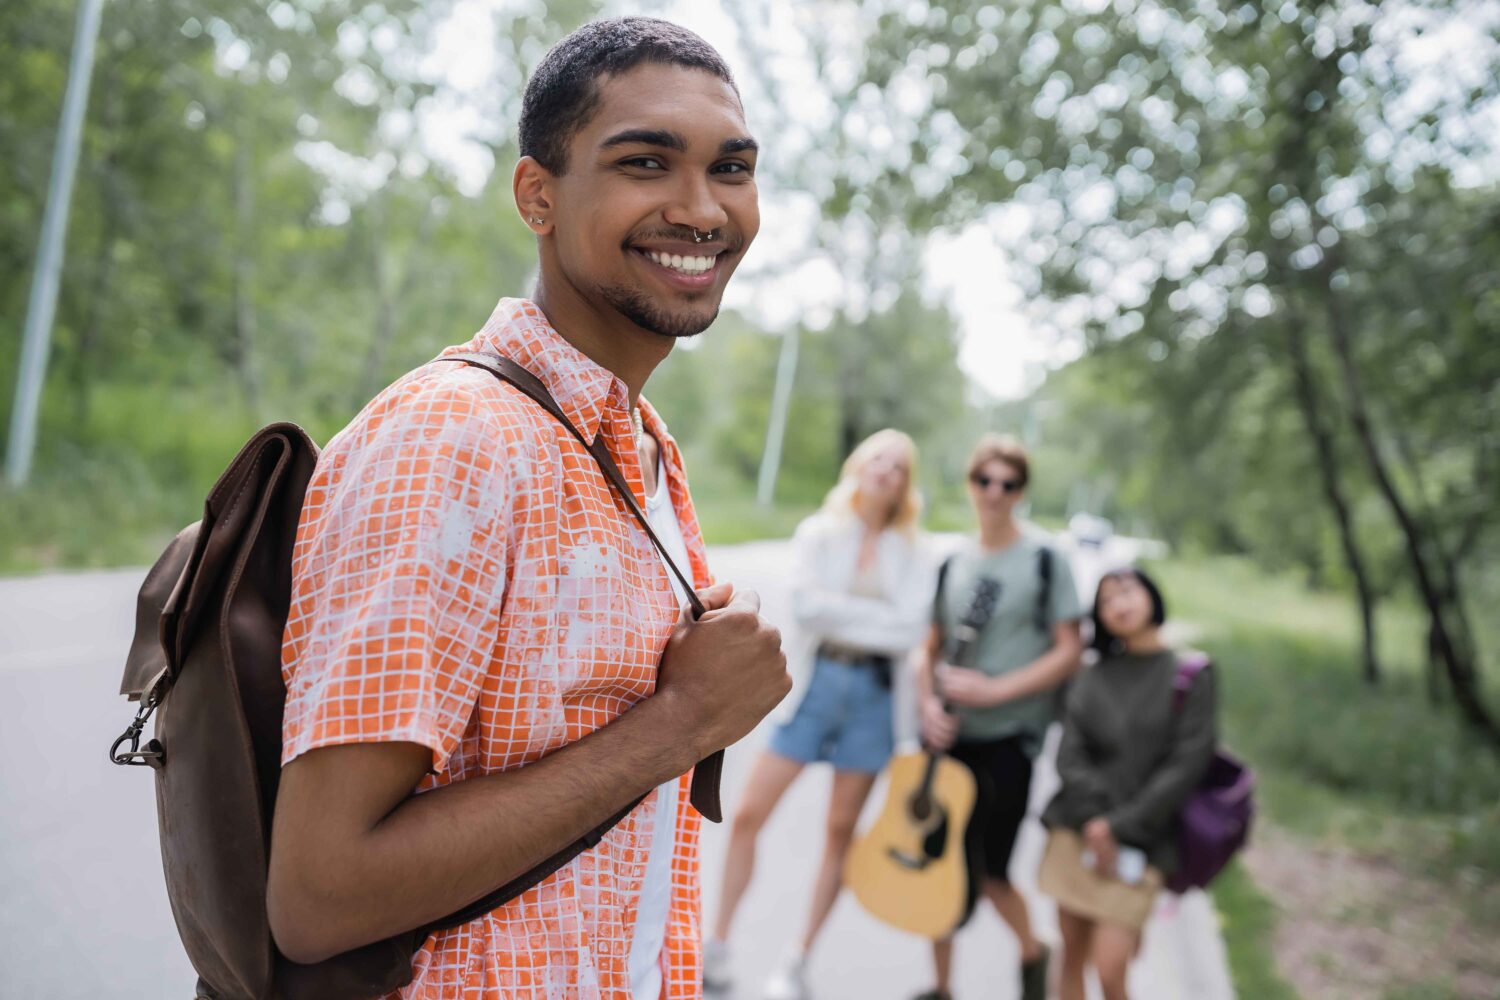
[714,161,753,176]
[623,156,666,170]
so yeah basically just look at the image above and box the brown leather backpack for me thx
[111,353,724,1000]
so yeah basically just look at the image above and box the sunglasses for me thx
[970,473,1023,493]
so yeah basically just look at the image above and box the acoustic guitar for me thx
[844,575,1002,938]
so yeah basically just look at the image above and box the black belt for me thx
[817,644,894,687]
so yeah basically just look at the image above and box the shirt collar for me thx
[637,394,713,588]
[445,299,711,588]
[637,396,682,482]
[445,297,622,443]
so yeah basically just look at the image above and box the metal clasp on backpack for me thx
[110,668,168,769]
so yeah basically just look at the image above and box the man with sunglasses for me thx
[913,434,1085,1000]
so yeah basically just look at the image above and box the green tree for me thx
[828,0,1499,736]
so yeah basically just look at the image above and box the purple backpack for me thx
[1167,654,1255,893]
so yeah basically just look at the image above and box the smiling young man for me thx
[266,18,790,999]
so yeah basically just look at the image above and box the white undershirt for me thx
[629,452,690,1000]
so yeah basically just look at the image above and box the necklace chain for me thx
[631,406,645,452]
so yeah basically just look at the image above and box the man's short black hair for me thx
[519,16,738,175]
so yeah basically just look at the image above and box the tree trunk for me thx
[1427,619,1447,705]
[73,155,119,426]
[1384,396,1479,686]
[836,342,862,461]
[1272,39,1490,735]
[1320,277,1498,744]
[231,107,260,418]
[359,198,394,407]
[71,58,121,428]
[1283,315,1381,684]
[72,224,117,427]
[359,195,439,405]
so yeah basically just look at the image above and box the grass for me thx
[2,445,205,573]
[8,421,1498,994]
[694,496,816,547]
[0,418,822,575]
[1211,861,1302,1000]
[1,381,342,575]
[1154,555,1500,998]
[1157,557,1500,848]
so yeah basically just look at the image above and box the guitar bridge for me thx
[887,847,931,871]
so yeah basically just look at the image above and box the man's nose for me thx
[663,174,730,234]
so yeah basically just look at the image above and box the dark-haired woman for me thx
[1040,568,1219,1000]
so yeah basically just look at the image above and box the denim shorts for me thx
[768,654,894,774]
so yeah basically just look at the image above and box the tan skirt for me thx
[1036,828,1162,931]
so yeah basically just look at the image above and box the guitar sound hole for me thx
[909,795,932,822]
[922,809,949,860]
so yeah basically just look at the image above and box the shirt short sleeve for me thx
[280,375,516,774]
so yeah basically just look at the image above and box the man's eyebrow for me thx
[720,136,759,156]
[600,128,688,152]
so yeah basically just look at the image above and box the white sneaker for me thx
[703,938,733,992]
[763,952,810,1000]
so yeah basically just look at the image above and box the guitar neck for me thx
[935,634,975,713]
[928,581,996,755]
[912,745,943,812]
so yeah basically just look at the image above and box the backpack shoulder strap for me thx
[1034,544,1054,635]
[936,553,955,601]
[933,552,957,630]
[440,351,725,828]
[1173,651,1212,713]
[444,351,704,619]
[412,350,728,932]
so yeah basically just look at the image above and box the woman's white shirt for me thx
[777,510,936,721]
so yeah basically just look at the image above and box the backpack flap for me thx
[120,523,201,701]
[1168,651,1255,892]
[112,421,324,996]
[119,423,313,704]
[168,424,307,676]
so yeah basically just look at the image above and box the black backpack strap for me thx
[414,351,727,932]
[445,352,706,619]
[1035,544,1053,635]
[444,351,723,817]
[933,554,955,643]
[427,793,647,932]
[935,554,955,607]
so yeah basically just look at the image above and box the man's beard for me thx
[596,282,719,340]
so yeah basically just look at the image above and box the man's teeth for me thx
[645,250,716,275]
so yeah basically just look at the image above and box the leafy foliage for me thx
[818,0,1499,713]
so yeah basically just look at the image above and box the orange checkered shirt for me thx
[280,297,713,998]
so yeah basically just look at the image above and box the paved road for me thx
[0,544,1233,999]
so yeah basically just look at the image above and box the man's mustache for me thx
[627,227,743,252]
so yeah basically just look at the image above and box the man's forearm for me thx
[269,691,703,963]
[913,628,940,703]
[989,642,1080,704]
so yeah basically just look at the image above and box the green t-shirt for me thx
[933,533,1084,749]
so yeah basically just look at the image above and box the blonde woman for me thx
[704,430,934,1000]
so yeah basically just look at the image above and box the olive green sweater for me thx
[1041,648,1218,874]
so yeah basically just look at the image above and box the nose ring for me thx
[692,228,717,244]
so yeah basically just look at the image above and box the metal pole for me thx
[6,0,105,488]
[756,327,799,507]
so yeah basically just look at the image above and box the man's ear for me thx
[513,156,555,235]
